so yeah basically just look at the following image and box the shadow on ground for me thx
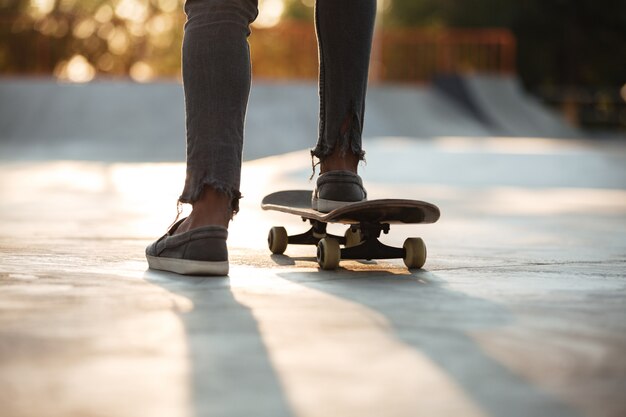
[144,263,580,417]
[277,267,580,417]
[143,270,294,417]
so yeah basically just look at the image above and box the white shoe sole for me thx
[146,255,229,276]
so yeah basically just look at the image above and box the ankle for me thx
[188,206,231,229]
[176,187,233,232]
[320,149,360,174]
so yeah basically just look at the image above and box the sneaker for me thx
[145,218,229,276]
[312,170,367,212]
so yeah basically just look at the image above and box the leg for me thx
[177,0,259,232]
[312,0,377,173]
[311,0,376,212]
[145,0,258,275]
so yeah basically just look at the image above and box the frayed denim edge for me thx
[310,118,366,179]
[179,179,242,216]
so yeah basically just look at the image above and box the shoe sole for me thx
[312,198,365,213]
[146,255,229,276]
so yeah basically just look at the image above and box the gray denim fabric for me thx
[312,0,376,163]
[179,0,376,211]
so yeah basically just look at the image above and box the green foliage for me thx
[384,0,447,27]
[282,0,314,21]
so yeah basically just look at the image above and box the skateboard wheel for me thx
[268,227,288,254]
[403,238,427,269]
[317,238,340,270]
[344,228,362,248]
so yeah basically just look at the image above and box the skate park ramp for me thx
[434,74,581,138]
[0,76,582,162]
[0,80,188,161]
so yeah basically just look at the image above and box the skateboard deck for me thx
[261,190,440,270]
[262,190,440,224]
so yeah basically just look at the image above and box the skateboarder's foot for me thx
[145,218,229,276]
[145,187,231,276]
[312,170,367,212]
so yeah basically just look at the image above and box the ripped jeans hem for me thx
[179,179,242,216]
[310,143,366,179]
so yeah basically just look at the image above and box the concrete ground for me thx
[1,135,625,417]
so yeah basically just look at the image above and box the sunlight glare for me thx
[157,0,180,13]
[108,163,186,237]
[147,14,175,36]
[126,21,146,37]
[97,53,115,71]
[55,54,96,83]
[58,0,77,13]
[30,0,55,16]
[94,4,114,23]
[34,16,59,36]
[97,22,114,40]
[130,61,155,82]
[72,18,96,39]
[378,0,391,11]
[115,0,149,23]
[434,136,592,155]
[26,163,107,193]
[107,27,131,55]
[253,0,284,28]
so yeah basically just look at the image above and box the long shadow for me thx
[278,267,580,417]
[143,270,294,417]
[270,254,316,265]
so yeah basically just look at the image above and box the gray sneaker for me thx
[145,218,229,276]
[312,170,367,212]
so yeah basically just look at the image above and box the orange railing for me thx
[250,24,516,83]
[377,27,516,83]
[1,15,516,83]
[250,22,320,80]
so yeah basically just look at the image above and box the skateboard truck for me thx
[340,222,405,261]
[283,218,346,246]
[269,220,426,271]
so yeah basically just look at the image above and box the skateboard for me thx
[261,190,440,270]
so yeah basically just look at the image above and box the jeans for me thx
[179,0,377,212]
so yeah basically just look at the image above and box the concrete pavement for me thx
[1,135,625,417]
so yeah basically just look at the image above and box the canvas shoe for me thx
[312,170,367,212]
[146,218,229,276]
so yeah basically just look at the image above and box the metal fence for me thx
[250,23,516,82]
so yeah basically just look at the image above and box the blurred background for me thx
[1,0,625,131]
[1,5,626,417]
